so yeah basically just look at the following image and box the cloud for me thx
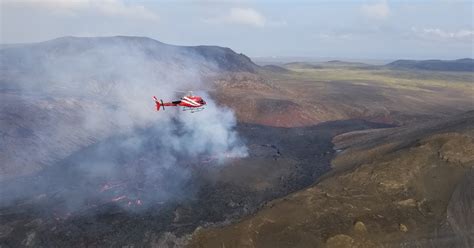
[317,32,354,41]
[228,7,266,27]
[3,0,158,21]
[204,7,266,28]
[361,1,390,20]
[94,0,158,20]
[267,19,288,28]
[412,27,474,42]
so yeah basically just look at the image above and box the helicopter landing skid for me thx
[182,107,205,113]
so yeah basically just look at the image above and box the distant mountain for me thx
[1,36,259,72]
[283,62,323,69]
[0,36,259,91]
[187,45,258,72]
[278,59,474,72]
[283,60,376,70]
[322,60,375,68]
[261,64,290,73]
[387,58,474,72]
[0,43,27,49]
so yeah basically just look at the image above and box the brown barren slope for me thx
[210,68,474,128]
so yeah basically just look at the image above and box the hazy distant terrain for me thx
[0,37,473,247]
[387,58,474,72]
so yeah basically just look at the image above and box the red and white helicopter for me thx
[153,91,206,113]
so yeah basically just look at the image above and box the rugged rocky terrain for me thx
[190,111,474,248]
[0,120,391,247]
[1,36,473,247]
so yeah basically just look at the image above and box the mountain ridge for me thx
[0,36,260,81]
[386,58,474,72]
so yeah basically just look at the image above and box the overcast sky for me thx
[1,0,473,59]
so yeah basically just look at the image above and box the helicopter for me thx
[153,91,206,113]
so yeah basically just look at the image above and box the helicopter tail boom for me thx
[153,96,165,111]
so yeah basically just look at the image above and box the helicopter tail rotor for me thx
[153,96,165,111]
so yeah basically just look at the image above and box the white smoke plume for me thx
[0,36,248,211]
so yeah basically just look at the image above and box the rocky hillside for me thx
[190,111,474,248]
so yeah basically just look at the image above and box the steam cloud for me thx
[0,37,247,212]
